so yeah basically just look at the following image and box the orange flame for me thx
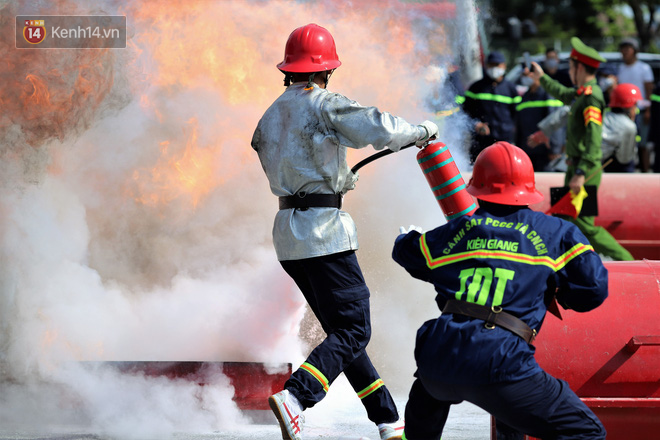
[130,118,221,209]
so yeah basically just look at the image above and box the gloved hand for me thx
[399,224,424,235]
[340,171,359,194]
[416,120,439,147]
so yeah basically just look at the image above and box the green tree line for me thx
[488,0,660,53]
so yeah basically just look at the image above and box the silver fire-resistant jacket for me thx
[252,83,426,261]
[601,111,637,165]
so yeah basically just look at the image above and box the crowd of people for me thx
[454,38,659,174]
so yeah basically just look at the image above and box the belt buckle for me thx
[296,191,308,211]
[484,305,502,330]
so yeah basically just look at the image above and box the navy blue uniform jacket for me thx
[463,77,519,142]
[392,207,608,385]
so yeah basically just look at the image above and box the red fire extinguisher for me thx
[350,141,476,220]
[416,141,477,220]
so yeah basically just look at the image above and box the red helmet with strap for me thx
[467,142,543,205]
[609,83,642,108]
[277,23,341,73]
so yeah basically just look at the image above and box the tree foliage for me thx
[488,0,660,53]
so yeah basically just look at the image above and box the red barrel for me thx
[417,142,477,220]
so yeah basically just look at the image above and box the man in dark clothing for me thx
[544,48,573,87]
[393,142,608,440]
[463,51,520,163]
[647,81,660,173]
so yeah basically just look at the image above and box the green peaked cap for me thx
[570,37,606,67]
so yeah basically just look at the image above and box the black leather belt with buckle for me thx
[442,299,537,344]
[278,192,343,210]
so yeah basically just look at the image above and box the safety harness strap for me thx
[442,299,537,344]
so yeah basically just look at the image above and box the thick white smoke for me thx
[0,0,479,437]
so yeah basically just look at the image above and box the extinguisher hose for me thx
[350,142,416,174]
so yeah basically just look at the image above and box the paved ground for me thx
[0,395,491,440]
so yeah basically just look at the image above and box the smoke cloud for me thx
[0,0,478,437]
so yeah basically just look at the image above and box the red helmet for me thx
[609,83,642,108]
[277,23,341,73]
[467,142,543,205]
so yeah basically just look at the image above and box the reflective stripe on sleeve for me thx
[516,99,564,111]
[465,90,522,105]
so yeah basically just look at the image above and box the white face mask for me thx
[599,77,615,90]
[520,76,535,87]
[486,66,505,80]
[544,58,559,70]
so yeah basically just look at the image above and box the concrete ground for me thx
[0,393,491,440]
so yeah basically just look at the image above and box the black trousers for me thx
[280,250,399,425]
[403,370,606,440]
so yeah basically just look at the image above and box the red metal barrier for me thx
[101,361,291,411]
[459,172,660,260]
[529,172,660,260]
[490,260,660,439]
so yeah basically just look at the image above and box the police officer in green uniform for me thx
[528,37,634,261]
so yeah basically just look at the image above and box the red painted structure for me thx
[529,172,660,260]
[103,361,291,411]
[459,172,660,260]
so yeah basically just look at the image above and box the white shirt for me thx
[617,60,654,101]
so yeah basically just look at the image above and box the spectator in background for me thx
[617,37,654,172]
[544,48,572,87]
[463,51,520,163]
[516,71,564,171]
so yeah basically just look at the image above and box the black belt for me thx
[442,300,537,344]
[278,192,342,210]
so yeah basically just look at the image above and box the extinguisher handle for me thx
[349,142,417,174]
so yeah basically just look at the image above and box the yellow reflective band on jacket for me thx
[464,90,522,105]
[516,99,564,111]
[300,362,329,392]
[419,235,593,272]
[583,106,602,126]
[436,106,461,118]
[357,378,385,399]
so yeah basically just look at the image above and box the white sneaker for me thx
[378,419,405,440]
[269,389,305,440]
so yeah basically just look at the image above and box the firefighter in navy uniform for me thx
[463,51,521,163]
[528,37,634,261]
[253,23,438,440]
[393,142,608,440]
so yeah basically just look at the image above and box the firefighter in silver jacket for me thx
[252,23,438,440]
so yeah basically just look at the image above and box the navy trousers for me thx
[403,370,606,440]
[280,250,399,425]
